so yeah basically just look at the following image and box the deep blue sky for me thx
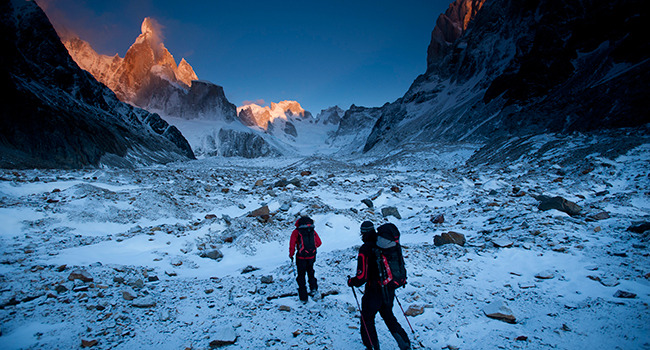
[38,0,451,114]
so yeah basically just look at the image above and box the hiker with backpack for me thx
[348,221,411,350]
[289,215,322,303]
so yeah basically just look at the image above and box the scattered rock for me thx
[201,249,224,261]
[431,214,444,224]
[518,282,536,289]
[261,275,273,284]
[248,205,270,222]
[148,276,159,282]
[535,271,555,280]
[300,171,312,176]
[308,180,318,186]
[132,296,156,308]
[81,339,98,348]
[627,222,650,233]
[205,214,217,220]
[381,206,401,219]
[279,305,291,312]
[68,269,93,283]
[404,305,424,317]
[613,290,636,298]
[361,199,373,208]
[122,291,136,301]
[241,265,260,274]
[254,179,264,187]
[535,195,582,216]
[55,284,68,293]
[433,231,466,247]
[391,186,401,193]
[483,301,516,324]
[587,211,610,221]
[208,327,237,348]
[515,336,528,341]
[492,238,514,248]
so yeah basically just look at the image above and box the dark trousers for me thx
[296,258,317,301]
[360,285,410,350]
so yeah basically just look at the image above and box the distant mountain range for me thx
[354,0,649,161]
[1,0,647,168]
[0,0,195,168]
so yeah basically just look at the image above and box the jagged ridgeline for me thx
[0,0,195,169]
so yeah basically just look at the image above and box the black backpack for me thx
[296,217,316,258]
[374,223,407,288]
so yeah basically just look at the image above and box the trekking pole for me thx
[395,293,415,334]
[350,282,375,350]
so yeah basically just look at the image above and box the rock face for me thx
[316,106,344,126]
[349,0,649,161]
[63,19,237,122]
[63,18,282,158]
[237,101,314,139]
[427,0,486,66]
[0,1,195,169]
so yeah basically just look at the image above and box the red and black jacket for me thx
[289,218,322,260]
[348,243,380,288]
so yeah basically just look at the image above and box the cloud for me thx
[141,17,166,58]
[242,99,266,106]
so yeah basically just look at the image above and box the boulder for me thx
[261,275,273,284]
[431,214,445,224]
[587,211,610,221]
[613,290,636,298]
[627,222,650,233]
[361,199,373,208]
[68,269,93,283]
[492,238,514,248]
[404,305,424,317]
[208,327,238,348]
[434,231,466,246]
[132,296,156,308]
[254,179,264,187]
[535,271,555,280]
[81,339,98,348]
[201,249,224,261]
[122,291,136,301]
[241,265,260,274]
[483,301,516,324]
[248,206,270,222]
[535,195,581,216]
[381,206,401,219]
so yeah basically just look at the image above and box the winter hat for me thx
[296,216,314,228]
[360,221,376,243]
[360,221,375,234]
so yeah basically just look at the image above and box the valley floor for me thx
[0,147,649,349]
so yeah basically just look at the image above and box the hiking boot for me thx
[309,289,320,300]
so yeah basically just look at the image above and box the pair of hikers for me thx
[289,216,411,350]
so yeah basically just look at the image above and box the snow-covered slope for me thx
[0,141,648,349]
[0,0,194,169]
[63,20,286,159]
[237,101,341,156]
[352,0,649,161]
